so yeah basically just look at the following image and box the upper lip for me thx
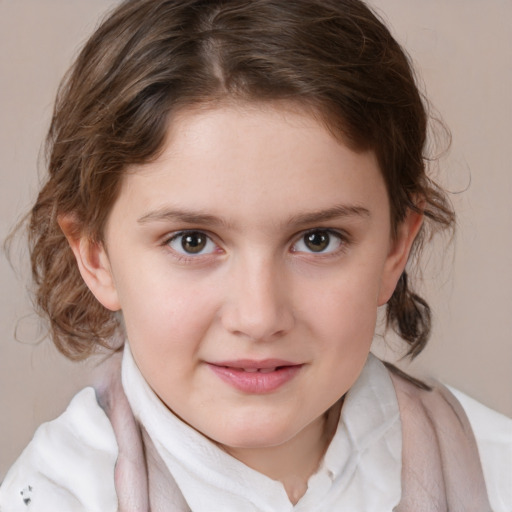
[209,359,300,370]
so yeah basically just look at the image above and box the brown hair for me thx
[27,0,454,360]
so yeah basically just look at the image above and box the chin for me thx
[211,416,302,451]
[228,433,290,450]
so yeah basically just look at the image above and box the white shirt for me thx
[1,348,511,512]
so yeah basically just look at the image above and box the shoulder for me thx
[390,368,511,512]
[449,387,512,512]
[0,387,118,512]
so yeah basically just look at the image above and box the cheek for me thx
[302,262,383,337]
[298,262,383,393]
[312,282,378,392]
[116,267,221,368]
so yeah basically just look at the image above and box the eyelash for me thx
[164,230,220,262]
[163,228,350,263]
[290,229,349,256]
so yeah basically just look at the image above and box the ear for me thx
[377,208,423,306]
[58,215,121,311]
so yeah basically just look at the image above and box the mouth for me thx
[207,359,303,394]
[234,367,280,373]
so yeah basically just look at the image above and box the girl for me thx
[1,0,510,510]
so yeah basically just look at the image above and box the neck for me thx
[222,399,343,505]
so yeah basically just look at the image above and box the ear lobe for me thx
[58,215,121,311]
[378,209,424,306]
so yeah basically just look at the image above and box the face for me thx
[75,103,418,454]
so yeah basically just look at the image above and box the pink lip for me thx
[207,359,303,394]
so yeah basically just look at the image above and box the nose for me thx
[220,254,295,342]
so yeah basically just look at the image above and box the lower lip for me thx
[208,364,303,394]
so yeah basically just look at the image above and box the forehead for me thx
[114,103,389,229]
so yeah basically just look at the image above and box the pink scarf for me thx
[96,356,491,511]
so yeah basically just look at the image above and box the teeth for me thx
[240,367,277,373]
[258,367,277,373]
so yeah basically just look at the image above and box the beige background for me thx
[1,0,511,480]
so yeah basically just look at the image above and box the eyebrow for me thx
[137,204,370,231]
[286,205,370,227]
[137,208,231,228]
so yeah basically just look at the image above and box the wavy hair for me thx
[26,0,454,360]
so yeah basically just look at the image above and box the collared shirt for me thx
[1,346,510,511]
[122,347,402,511]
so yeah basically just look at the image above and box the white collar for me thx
[122,345,402,512]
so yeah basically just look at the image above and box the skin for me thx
[62,103,422,504]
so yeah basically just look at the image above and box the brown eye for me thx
[304,231,330,252]
[182,232,206,253]
[292,229,344,254]
[168,231,216,255]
